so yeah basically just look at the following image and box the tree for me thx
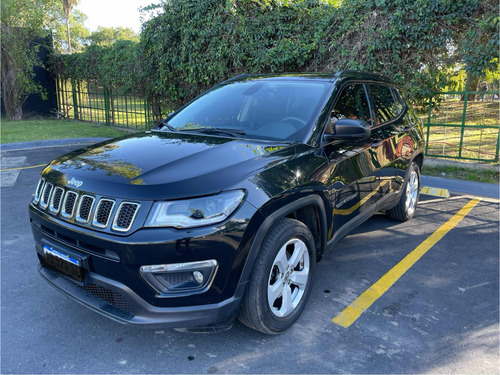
[88,26,139,47]
[1,0,59,120]
[50,7,89,53]
[62,0,79,53]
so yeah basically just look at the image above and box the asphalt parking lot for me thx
[1,143,499,374]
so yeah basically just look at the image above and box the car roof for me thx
[227,71,394,85]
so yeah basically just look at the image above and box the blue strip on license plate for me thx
[43,245,80,266]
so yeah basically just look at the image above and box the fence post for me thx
[458,76,470,159]
[144,100,151,129]
[495,126,500,163]
[104,86,111,125]
[55,77,62,118]
[147,100,151,128]
[425,96,433,156]
[71,78,79,120]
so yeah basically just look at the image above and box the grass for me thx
[426,98,499,126]
[1,118,131,144]
[423,165,499,184]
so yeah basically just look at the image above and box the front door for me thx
[322,83,383,242]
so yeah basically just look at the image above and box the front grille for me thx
[80,284,134,313]
[33,181,140,233]
[112,202,140,231]
[93,199,115,228]
[76,195,95,223]
[61,191,78,218]
[40,183,53,209]
[49,187,64,213]
[34,179,45,203]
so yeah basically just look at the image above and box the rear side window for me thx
[369,85,399,125]
[392,88,405,113]
[399,91,421,126]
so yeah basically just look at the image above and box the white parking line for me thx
[1,156,27,188]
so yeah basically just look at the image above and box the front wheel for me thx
[387,162,420,221]
[237,218,316,334]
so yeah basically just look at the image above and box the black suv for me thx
[29,71,424,334]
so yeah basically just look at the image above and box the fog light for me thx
[193,271,204,284]
[140,259,218,296]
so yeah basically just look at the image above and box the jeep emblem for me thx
[68,177,83,188]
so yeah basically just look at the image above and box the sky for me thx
[76,0,158,34]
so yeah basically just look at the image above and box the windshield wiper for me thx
[153,119,176,132]
[181,127,246,138]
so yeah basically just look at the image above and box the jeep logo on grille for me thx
[67,177,83,188]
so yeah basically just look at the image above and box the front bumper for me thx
[38,265,244,329]
[29,201,261,328]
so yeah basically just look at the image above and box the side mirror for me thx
[323,119,371,142]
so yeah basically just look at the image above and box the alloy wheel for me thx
[267,238,310,318]
[405,170,419,216]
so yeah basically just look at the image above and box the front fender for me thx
[236,194,328,291]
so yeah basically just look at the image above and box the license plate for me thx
[43,245,85,282]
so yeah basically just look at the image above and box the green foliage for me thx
[51,40,143,94]
[139,0,499,113]
[88,26,140,47]
[52,0,499,117]
[139,0,330,112]
[460,0,499,77]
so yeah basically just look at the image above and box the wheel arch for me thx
[238,194,328,288]
[411,152,424,173]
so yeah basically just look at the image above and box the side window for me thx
[328,84,372,133]
[370,85,399,125]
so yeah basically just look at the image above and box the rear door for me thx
[365,84,414,208]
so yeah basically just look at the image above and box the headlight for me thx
[145,190,245,229]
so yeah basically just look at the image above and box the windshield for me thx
[165,80,331,141]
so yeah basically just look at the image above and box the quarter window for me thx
[370,85,399,124]
[392,88,405,113]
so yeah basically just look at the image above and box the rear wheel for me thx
[387,162,420,221]
[238,218,315,334]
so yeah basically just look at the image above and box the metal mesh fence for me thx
[423,91,499,162]
[56,79,154,130]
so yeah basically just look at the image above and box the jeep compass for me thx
[29,71,425,334]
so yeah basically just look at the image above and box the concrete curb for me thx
[424,157,498,172]
[421,175,499,199]
[1,138,110,152]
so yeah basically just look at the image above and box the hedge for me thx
[51,0,499,118]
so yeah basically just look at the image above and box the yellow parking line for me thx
[332,198,481,328]
[0,164,46,172]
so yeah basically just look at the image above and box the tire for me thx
[386,162,420,221]
[238,218,316,334]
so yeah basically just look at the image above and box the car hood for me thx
[42,131,294,200]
